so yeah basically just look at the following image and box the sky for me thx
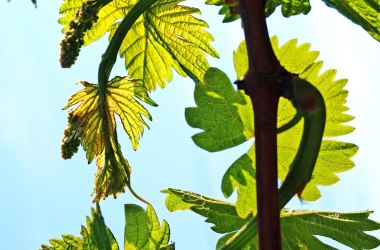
[0,0,379,249]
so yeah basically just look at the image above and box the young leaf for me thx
[124,204,172,249]
[40,204,119,250]
[185,67,254,152]
[59,0,219,90]
[64,76,155,159]
[63,76,156,201]
[321,0,380,42]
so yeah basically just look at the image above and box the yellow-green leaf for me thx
[59,0,219,90]
[63,76,156,200]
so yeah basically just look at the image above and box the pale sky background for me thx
[0,0,379,249]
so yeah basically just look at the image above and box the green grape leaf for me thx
[268,0,311,17]
[59,0,219,90]
[162,188,252,233]
[216,210,380,250]
[236,37,356,203]
[41,204,173,250]
[206,0,311,22]
[163,188,380,250]
[124,204,172,250]
[221,144,257,218]
[185,67,254,152]
[40,235,81,250]
[40,204,119,250]
[186,36,357,216]
[279,209,380,249]
[205,0,240,23]
[321,0,380,42]
[64,76,155,158]
[63,76,156,201]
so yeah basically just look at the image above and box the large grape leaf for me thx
[163,189,380,249]
[41,204,173,250]
[234,37,356,210]
[40,204,119,250]
[321,0,380,42]
[124,204,173,250]
[59,0,219,90]
[186,37,357,218]
[63,76,156,201]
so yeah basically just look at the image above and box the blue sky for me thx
[0,0,379,249]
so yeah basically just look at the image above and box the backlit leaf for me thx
[185,67,254,152]
[321,0,380,42]
[186,37,357,215]
[280,209,380,249]
[206,0,311,22]
[163,189,380,249]
[216,209,380,250]
[269,0,311,17]
[236,37,357,203]
[40,204,119,250]
[205,0,240,23]
[63,76,156,201]
[124,204,172,250]
[59,0,219,90]
[221,144,256,218]
[163,188,251,233]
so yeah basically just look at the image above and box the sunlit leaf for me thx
[221,145,256,218]
[64,76,155,158]
[59,0,219,90]
[163,189,380,249]
[216,209,380,250]
[163,188,252,233]
[321,0,380,42]
[186,37,357,216]
[185,67,254,152]
[63,76,156,201]
[124,204,172,250]
[206,0,311,22]
[205,0,240,23]
[236,37,357,203]
[40,204,119,250]
[267,0,311,17]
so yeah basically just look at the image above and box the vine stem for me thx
[238,0,284,249]
[96,0,158,204]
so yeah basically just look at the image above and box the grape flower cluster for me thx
[61,110,81,160]
[60,1,100,68]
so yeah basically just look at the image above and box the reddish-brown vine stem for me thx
[238,0,286,249]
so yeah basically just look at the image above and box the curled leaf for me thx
[63,76,156,201]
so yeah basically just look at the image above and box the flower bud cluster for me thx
[61,111,81,159]
[60,1,99,68]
